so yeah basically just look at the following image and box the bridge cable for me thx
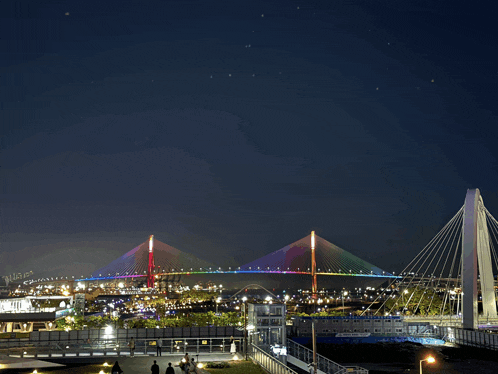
[484,208,498,271]
[401,207,462,316]
[427,210,463,317]
[363,206,463,316]
[364,206,455,314]
[439,228,462,318]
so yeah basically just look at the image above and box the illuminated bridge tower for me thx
[462,189,497,329]
[311,231,317,299]
[147,235,155,288]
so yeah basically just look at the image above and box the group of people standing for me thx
[111,359,189,374]
[127,337,164,357]
[120,337,199,373]
[180,353,199,373]
[150,360,175,374]
[151,354,198,374]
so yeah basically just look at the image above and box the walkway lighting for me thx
[419,356,435,374]
[342,290,348,314]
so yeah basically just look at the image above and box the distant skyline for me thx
[1,1,498,278]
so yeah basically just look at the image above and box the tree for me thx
[180,290,217,303]
[384,288,451,315]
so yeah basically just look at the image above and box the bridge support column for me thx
[462,189,479,330]
[147,235,155,288]
[311,231,317,299]
[462,189,497,330]
[477,198,497,320]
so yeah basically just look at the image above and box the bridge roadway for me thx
[78,270,397,282]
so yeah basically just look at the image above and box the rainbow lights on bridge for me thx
[80,233,394,283]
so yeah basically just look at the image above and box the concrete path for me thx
[0,354,65,369]
[102,353,235,374]
[0,352,238,372]
[0,352,239,372]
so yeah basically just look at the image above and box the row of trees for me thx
[56,315,123,330]
[292,288,452,317]
[293,310,356,318]
[383,288,452,315]
[55,311,242,331]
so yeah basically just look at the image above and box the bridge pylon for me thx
[462,189,497,329]
[147,235,155,288]
[311,231,317,299]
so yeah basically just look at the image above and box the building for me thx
[291,316,406,336]
[248,303,286,347]
[0,277,9,297]
[0,296,74,333]
[290,315,441,344]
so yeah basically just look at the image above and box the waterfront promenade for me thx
[0,352,236,372]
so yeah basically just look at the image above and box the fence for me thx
[439,327,498,350]
[0,326,242,348]
[404,315,498,328]
[0,336,244,359]
[249,343,298,374]
[0,326,244,358]
[287,339,368,374]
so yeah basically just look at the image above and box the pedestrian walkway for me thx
[99,353,236,374]
[0,354,64,370]
[0,352,238,372]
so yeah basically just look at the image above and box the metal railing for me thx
[439,327,498,350]
[249,343,297,374]
[0,326,242,349]
[0,337,240,358]
[287,339,368,374]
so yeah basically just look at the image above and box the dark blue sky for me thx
[1,0,498,277]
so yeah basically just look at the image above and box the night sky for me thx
[2,0,498,279]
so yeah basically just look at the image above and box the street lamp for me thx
[215,297,221,314]
[402,289,408,312]
[342,290,348,314]
[242,296,248,360]
[419,356,435,374]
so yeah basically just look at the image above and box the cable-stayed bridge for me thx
[365,189,498,331]
[80,233,393,286]
[21,189,498,334]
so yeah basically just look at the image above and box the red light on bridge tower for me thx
[147,235,155,288]
[311,231,317,299]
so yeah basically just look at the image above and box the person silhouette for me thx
[189,358,198,373]
[128,337,135,357]
[182,353,190,373]
[166,362,175,374]
[111,361,123,374]
[151,359,160,374]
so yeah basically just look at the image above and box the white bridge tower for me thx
[462,189,497,329]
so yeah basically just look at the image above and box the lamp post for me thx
[342,290,348,314]
[402,289,408,313]
[310,231,317,374]
[215,297,221,314]
[419,356,435,374]
[242,296,248,360]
